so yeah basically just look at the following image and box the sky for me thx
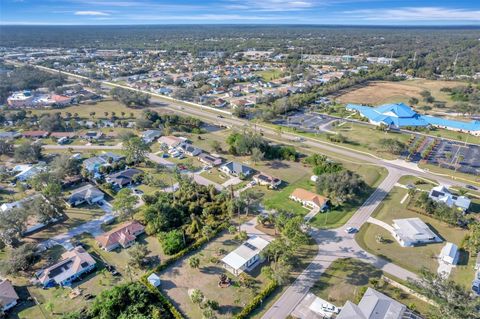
[1,0,480,25]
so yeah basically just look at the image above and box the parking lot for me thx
[429,140,480,175]
[272,111,336,133]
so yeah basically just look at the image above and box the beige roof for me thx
[291,188,328,207]
[158,135,186,147]
[96,220,144,248]
[0,280,18,308]
[38,246,96,285]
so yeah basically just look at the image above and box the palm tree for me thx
[187,214,203,236]
[188,256,200,269]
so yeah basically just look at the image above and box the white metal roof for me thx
[221,236,270,270]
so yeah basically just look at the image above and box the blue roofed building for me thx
[347,102,480,136]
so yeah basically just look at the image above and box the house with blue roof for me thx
[347,102,480,136]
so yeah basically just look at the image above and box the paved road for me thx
[261,168,416,319]
[344,168,403,229]
[38,202,115,251]
[28,60,477,189]
[43,144,122,150]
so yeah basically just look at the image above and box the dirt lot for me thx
[336,80,465,111]
[159,232,270,319]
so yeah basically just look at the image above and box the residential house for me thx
[36,246,96,288]
[83,152,124,173]
[0,280,19,312]
[337,287,412,319]
[158,135,187,149]
[95,220,145,251]
[253,173,282,189]
[13,162,47,181]
[67,184,104,207]
[0,194,60,234]
[22,130,49,139]
[179,144,202,157]
[429,185,471,212]
[0,131,20,140]
[289,188,329,211]
[392,218,441,247]
[232,99,255,108]
[50,132,76,139]
[106,168,143,189]
[7,90,34,108]
[221,236,270,276]
[220,161,253,177]
[198,153,222,166]
[141,130,162,144]
[82,131,103,140]
[439,242,459,265]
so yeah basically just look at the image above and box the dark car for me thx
[466,185,478,190]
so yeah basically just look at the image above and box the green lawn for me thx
[262,178,311,216]
[356,186,472,284]
[332,122,412,159]
[256,69,284,81]
[310,258,433,317]
[309,165,387,229]
[200,168,230,184]
[398,175,437,191]
[25,206,106,242]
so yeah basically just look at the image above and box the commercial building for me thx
[347,102,480,136]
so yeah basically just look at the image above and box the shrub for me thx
[234,280,278,319]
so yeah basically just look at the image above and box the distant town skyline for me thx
[1,0,480,25]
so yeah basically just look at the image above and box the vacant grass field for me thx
[336,80,465,110]
[310,258,432,317]
[31,99,156,119]
[356,186,472,285]
[25,206,105,242]
[159,232,270,319]
[332,122,412,159]
[256,69,284,82]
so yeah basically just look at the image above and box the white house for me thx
[392,218,442,247]
[220,161,253,177]
[429,185,471,212]
[440,242,459,265]
[141,130,162,144]
[221,236,270,276]
[337,288,410,319]
[13,162,47,181]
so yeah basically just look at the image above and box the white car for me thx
[321,304,340,314]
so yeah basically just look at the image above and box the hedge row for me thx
[234,280,278,319]
[153,223,228,273]
[140,277,184,319]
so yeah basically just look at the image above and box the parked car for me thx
[345,227,358,234]
[466,185,478,190]
[321,304,340,314]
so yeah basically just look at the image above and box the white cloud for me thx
[344,7,480,21]
[74,10,110,16]
[226,0,314,12]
